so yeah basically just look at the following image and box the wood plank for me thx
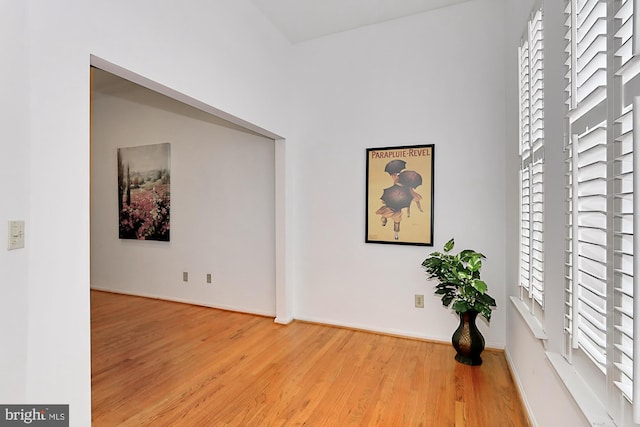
[91,290,531,426]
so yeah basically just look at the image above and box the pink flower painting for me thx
[117,143,171,241]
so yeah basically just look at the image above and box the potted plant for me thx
[421,238,496,365]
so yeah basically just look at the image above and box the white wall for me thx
[21,1,290,424]
[0,0,29,402]
[91,74,276,316]
[288,0,508,348]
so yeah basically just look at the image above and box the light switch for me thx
[8,220,25,250]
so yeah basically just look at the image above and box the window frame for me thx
[562,0,639,424]
[517,5,546,329]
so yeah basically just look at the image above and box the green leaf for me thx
[435,286,456,294]
[457,271,471,280]
[467,256,482,272]
[459,249,475,261]
[422,253,442,267]
[442,295,454,307]
[477,293,497,307]
[443,238,455,253]
[452,300,470,313]
[472,279,487,294]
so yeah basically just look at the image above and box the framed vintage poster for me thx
[365,144,434,246]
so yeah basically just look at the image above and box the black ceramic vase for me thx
[452,310,485,366]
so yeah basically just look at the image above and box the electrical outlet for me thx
[206,273,212,284]
[7,220,25,250]
[415,294,424,308]
[183,272,188,282]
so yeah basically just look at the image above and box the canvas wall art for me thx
[117,143,171,241]
[365,144,434,246]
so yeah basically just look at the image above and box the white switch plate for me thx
[8,220,25,250]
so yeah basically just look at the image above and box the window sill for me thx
[545,352,615,427]
[510,299,616,425]
[510,296,547,340]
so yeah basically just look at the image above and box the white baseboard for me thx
[90,286,276,318]
[274,316,293,325]
[504,347,538,427]
[294,315,504,350]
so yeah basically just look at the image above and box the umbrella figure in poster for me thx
[376,161,423,240]
[397,170,423,218]
[384,159,406,183]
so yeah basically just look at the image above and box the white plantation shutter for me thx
[564,0,640,422]
[615,0,634,69]
[530,8,545,308]
[531,9,544,153]
[564,2,574,111]
[575,0,607,107]
[574,122,608,371]
[519,36,532,301]
[613,0,638,416]
[520,39,531,158]
[613,105,634,402]
[519,7,544,317]
[564,134,574,344]
[520,166,531,296]
[565,0,608,366]
[530,159,544,306]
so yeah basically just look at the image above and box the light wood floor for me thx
[91,290,530,426]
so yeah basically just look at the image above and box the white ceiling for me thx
[249,0,471,43]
